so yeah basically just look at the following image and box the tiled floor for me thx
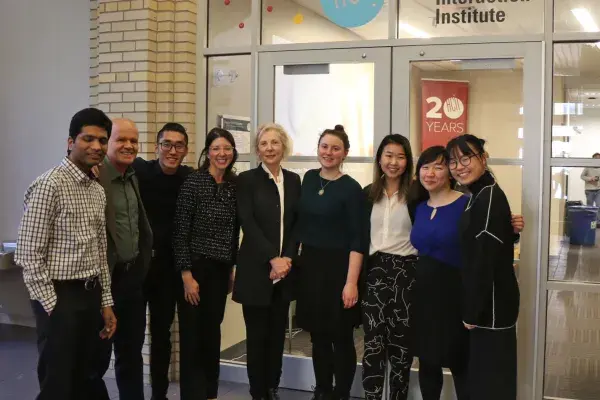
[0,324,313,400]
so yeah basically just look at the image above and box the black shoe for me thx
[311,388,333,400]
[267,388,281,400]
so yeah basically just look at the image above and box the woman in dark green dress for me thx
[293,125,366,400]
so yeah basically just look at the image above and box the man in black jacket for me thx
[134,123,194,400]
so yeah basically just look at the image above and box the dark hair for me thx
[446,134,486,160]
[368,134,414,203]
[69,108,112,141]
[157,122,188,144]
[593,153,600,158]
[407,146,454,205]
[198,127,238,181]
[318,124,350,151]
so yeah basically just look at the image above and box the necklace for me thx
[319,171,341,195]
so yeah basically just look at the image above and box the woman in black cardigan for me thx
[232,123,301,400]
[446,134,520,400]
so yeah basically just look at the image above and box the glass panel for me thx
[549,167,600,283]
[282,161,374,187]
[207,55,252,155]
[555,1,600,33]
[208,0,251,47]
[398,0,543,38]
[545,290,600,399]
[552,43,600,158]
[261,0,388,45]
[409,59,524,159]
[275,63,375,157]
[489,165,523,260]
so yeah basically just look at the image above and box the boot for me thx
[267,388,281,400]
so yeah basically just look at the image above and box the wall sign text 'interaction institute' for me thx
[436,0,532,26]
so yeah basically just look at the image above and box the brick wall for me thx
[89,0,198,382]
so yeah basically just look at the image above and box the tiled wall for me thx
[89,0,198,382]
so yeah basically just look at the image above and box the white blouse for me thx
[369,192,417,257]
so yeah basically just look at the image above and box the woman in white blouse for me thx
[361,134,417,400]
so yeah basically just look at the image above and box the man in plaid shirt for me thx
[15,108,117,400]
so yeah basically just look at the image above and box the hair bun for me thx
[334,124,345,132]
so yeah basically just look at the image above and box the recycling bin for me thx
[568,206,598,246]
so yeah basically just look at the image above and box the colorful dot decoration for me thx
[224,0,230,5]
[267,5,273,12]
[239,22,245,29]
[293,13,304,24]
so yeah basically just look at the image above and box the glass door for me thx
[218,48,392,395]
[392,42,544,399]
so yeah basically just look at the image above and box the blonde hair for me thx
[255,123,292,158]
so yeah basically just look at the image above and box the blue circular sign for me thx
[320,0,384,28]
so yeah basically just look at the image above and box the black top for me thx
[173,169,239,270]
[232,166,302,306]
[132,158,193,259]
[460,171,520,329]
[294,169,364,253]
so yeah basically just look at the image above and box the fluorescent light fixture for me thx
[571,8,599,32]
[398,22,430,38]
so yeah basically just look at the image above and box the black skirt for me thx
[295,244,361,333]
[413,255,468,368]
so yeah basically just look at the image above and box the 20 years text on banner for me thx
[420,79,469,150]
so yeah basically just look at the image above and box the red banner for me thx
[421,79,469,151]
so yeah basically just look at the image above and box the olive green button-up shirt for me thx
[104,157,140,262]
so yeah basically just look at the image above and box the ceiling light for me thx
[398,22,430,38]
[571,8,599,32]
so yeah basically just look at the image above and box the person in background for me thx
[409,146,470,400]
[361,134,417,400]
[293,125,365,400]
[133,123,193,400]
[15,108,117,400]
[446,134,520,400]
[580,152,600,221]
[233,123,302,400]
[173,127,239,400]
[95,118,154,400]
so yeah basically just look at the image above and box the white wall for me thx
[0,0,91,241]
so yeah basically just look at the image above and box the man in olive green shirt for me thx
[94,118,153,400]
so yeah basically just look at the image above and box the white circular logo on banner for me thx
[443,97,465,119]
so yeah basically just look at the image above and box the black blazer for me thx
[232,165,302,307]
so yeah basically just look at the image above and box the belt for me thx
[116,259,136,271]
[53,275,99,291]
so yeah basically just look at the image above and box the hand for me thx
[270,269,278,280]
[342,282,358,309]
[511,214,525,234]
[464,322,475,330]
[270,257,291,279]
[228,269,235,295]
[100,306,117,339]
[182,270,200,306]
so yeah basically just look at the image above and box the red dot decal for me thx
[267,5,273,12]
[239,22,245,29]
[224,0,230,5]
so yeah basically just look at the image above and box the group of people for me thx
[15,107,523,400]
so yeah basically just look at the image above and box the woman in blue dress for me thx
[409,146,470,399]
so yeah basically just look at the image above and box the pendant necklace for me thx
[319,171,341,195]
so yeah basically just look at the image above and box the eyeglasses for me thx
[209,146,234,154]
[159,142,187,152]
[449,153,481,170]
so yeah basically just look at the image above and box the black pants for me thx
[144,256,181,400]
[468,327,517,400]
[310,328,357,398]
[418,362,468,400]
[95,263,147,400]
[32,278,101,400]
[361,253,417,400]
[178,257,230,400]
[242,283,289,399]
